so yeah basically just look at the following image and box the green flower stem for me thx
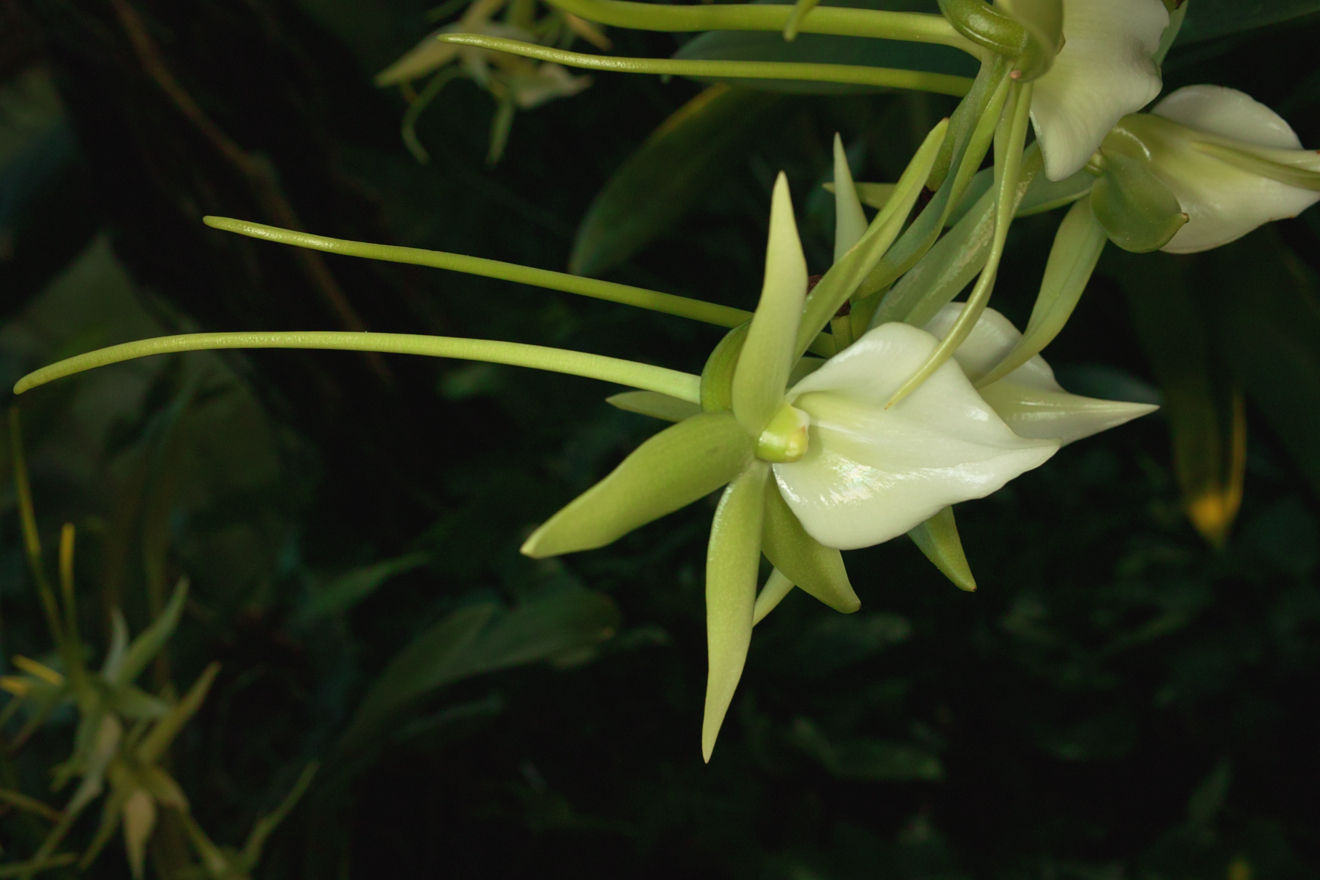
[204,217,750,329]
[885,80,1034,409]
[436,34,975,97]
[544,0,979,53]
[13,333,701,403]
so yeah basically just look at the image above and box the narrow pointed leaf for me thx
[832,135,868,262]
[907,506,976,591]
[703,464,768,762]
[761,482,859,613]
[978,197,1107,385]
[523,413,752,557]
[732,173,808,434]
[605,391,701,423]
[110,579,188,687]
[753,568,796,625]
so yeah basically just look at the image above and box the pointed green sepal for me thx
[1193,142,1320,192]
[105,579,189,687]
[702,463,769,762]
[523,412,753,558]
[907,506,976,591]
[752,568,796,625]
[761,481,860,613]
[832,135,868,262]
[1091,152,1188,253]
[732,173,808,434]
[605,391,701,423]
[700,324,748,413]
[977,196,1107,386]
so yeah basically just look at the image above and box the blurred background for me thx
[1,1,1318,877]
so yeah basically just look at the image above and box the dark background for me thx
[2,1,1318,877]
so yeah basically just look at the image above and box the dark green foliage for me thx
[2,2,1318,878]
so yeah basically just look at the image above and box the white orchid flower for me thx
[1010,0,1169,181]
[771,322,1059,551]
[1101,85,1320,253]
[924,304,1158,443]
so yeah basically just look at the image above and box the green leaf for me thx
[569,85,783,276]
[1117,250,1244,545]
[1091,153,1188,254]
[733,172,808,434]
[788,718,943,781]
[338,590,620,757]
[675,0,976,95]
[906,506,976,592]
[831,135,868,261]
[977,196,1107,385]
[1176,0,1320,46]
[761,481,860,613]
[295,553,428,626]
[1199,231,1320,501]
[702,463,768,762]
[522,412,753,557]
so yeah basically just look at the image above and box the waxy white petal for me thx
[1030,0,1167,180]
[925,305,1158,444]
[1147,85,1320,253]
[773,324,1057,550]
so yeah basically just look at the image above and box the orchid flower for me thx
[1003,0,1169,181]
[1096,85,1320,253]
[521,174,1067,758]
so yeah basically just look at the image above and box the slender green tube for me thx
[13,332,702,402]
[437,34,975,96]
[544,0,978,54]
[204,217,750,328]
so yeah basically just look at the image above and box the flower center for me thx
[755,403,811,463]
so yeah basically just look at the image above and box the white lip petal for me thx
[774,323,1057,550]
[1030,0,1168,181]
[924,304,1158,444]
[1146,86,1320,253]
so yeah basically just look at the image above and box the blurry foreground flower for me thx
[1097,85,1320,253]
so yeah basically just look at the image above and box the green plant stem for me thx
[204,217,750,329]
[884,80,1034,408]
[543,0,980,55]
[436,34,974,96]
[13,333,702,403]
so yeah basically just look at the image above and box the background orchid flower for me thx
[924,304,1158,443]
[1012,0,1168,181]
[1098,85,1320,253]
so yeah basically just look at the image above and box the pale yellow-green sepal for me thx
[731,173,807,435]
[702,463,768,762]
[907,506,976,592]
[832,135,868,263]
[523,413,753,558]
[752,568,795,625]
[761,482,860,613]
[605,391,701,423]
[978,196,1107,386]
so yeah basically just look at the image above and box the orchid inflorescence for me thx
[12,0,1320,760]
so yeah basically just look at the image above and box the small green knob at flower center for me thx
[755,403,811,463]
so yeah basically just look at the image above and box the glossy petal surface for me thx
[1030,0,1167,180]
[925,305,1158,443]
[773,324,1057,550]
[1148,86,1320,253]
